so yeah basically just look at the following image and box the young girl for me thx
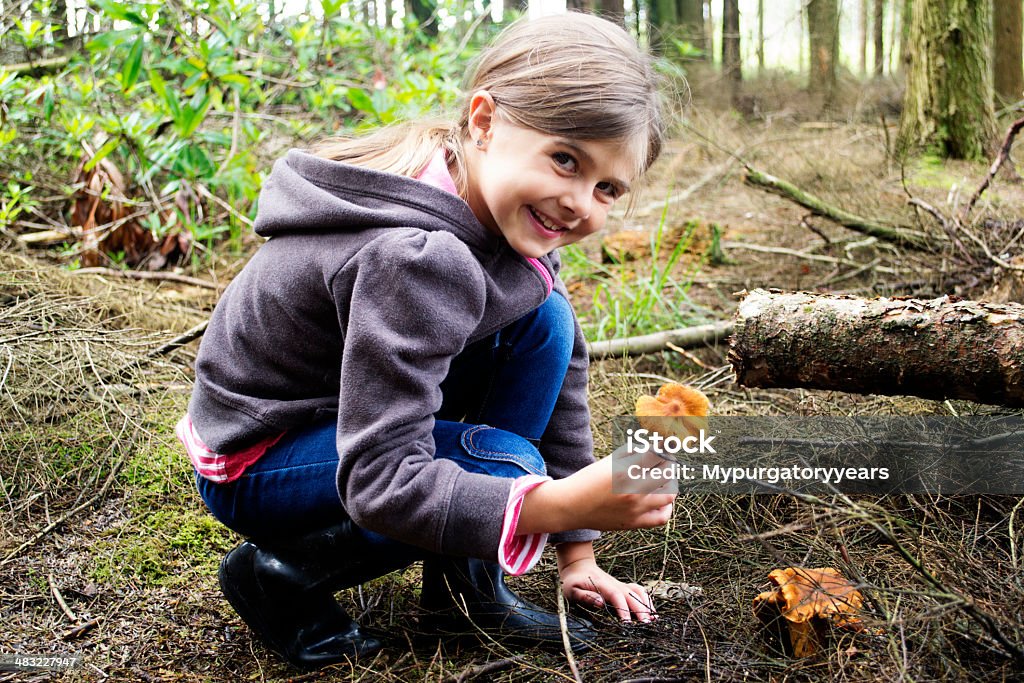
[177,11,676,668]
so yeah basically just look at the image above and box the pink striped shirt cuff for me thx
[499,474,551,576]
[175,413,283,483]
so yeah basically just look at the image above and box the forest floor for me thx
[2,73,1024,682]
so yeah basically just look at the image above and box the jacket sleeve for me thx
[332,229,514,560]
[543,270,601,545]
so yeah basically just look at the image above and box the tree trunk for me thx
[648,0,679,55]
[408,0,438,35]
[704,0,714,64]
[50,0,69,43]
[798,2,805,74]
[722,0,741,104]
[898,0,911,74]
[897,0,997,160]
[729,290,1024,408]
[860,0,869,75]
[678,0,706,58]
[873,0,885,76]
[757,0,764,73]
[993,0,1024,105]
[806,0,840,111]
[595,0,626,27]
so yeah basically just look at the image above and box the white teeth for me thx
[532,208,566,231]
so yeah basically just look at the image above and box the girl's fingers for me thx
[606,592,632,622]
[565,575,658,622]
[635,500,674,527]
[626,585,657,621]
[568,585,604,608]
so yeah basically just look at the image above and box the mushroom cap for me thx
[755,567,864,628]
[635,383,710,438]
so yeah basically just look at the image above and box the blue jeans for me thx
[195,293,574,545]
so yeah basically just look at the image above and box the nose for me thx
[559,182,594,222]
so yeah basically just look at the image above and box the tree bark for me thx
[897,0,910,73]
[678,0,706,57]
[50,0,69,43]
[722,0,741,104]
[897,0,997,160]
[807,0,840,112]
[860,0,869,76]
[873,0,885,76]
[408,0,438,36]
[757,0,764,73]
[993,0,1024,105]
[729,289,1024,408]
[595,0,626,27]
[648,0,679,55]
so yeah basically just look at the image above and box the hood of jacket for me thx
[254,149,503,255]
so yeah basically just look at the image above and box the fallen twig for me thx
[62,618,100,641]
[743,165,932,250]
[48,573,78,623]
[665,341,710,369]
[148,320,209,358]
[721,241,904,274]
[627,157,739,217]
[443,656,524,683]
[0,458,125,567]
[960,114,1024,224]
[556,582,583,683]
[71,267,220,290]
[588,321,733,360]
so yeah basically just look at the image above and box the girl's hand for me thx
[559,555,657,623]
[517,445,676,534]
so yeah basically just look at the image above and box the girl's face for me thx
[464,92,636,259]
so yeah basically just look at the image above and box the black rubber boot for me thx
[218,520,420,668]
[419,556,596,652]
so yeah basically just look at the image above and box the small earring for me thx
[475,139,484,148]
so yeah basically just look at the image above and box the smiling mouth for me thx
[528,206,569,232]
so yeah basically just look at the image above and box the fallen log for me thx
[729,289,1024,407]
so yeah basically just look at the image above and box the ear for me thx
[467,90,497,145]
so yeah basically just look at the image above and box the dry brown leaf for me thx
[752,567,866,658]
[70,143,191,269]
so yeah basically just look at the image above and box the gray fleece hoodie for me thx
[187,150,598,561]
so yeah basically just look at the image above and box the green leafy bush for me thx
[0,0,473,264]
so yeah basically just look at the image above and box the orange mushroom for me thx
[752,567,866,658]
[635,383,710,439]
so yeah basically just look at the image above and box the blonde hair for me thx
[313,12,665,202]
